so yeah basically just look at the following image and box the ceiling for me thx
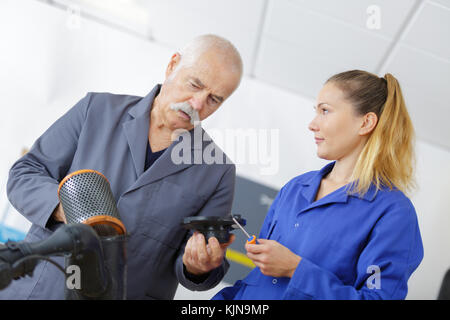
[42,0,450,151]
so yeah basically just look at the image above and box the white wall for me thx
[0,0,448,299]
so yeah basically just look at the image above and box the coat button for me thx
[272,278,277,284]
[294,223,300,228]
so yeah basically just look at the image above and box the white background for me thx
[0,0,449,300]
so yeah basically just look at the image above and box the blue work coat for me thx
[213,162,423,300]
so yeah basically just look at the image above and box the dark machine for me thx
[0,169,127,299]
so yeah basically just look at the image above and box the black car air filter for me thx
[181,215,246,244]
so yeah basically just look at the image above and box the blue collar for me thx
[300,162,378,207]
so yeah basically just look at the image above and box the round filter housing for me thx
[58,169,126,237]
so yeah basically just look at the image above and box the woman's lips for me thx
[315,137,324,144]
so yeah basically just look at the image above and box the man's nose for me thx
[189,94,206,111]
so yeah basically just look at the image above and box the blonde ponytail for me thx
[327,71,416,196]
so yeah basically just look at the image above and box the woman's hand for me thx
[245,239,301,278]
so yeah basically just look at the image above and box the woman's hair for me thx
[326,70,416,196]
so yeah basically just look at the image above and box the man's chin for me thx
[170,120,195,132]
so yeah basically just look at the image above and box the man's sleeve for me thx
[6,93,92,229]
[211,186,284,300]
[175,164,236,291]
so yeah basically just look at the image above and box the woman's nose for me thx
[308,117,319,132]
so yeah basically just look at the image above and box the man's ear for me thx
[165,52,181,80]
[359,112,378,136]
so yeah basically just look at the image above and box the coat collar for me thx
[122,84,161,178]
[298,162,378,214]
[127,84,161,119]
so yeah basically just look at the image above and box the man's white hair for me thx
[172,34,243,80]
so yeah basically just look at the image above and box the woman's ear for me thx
[359,112,378,136]
[165,52,181,80]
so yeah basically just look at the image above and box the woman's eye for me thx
[322,108,328,114]
[190,82,199,89]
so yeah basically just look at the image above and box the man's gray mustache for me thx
[170,102,200,125]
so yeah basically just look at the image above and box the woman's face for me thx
[308,82,368,161]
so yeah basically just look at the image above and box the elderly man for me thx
[0,34,243,299]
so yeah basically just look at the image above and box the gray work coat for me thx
[0,85,235,299]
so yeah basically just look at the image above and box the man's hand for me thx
[52,203,67,224]
[245,239,301,278]
[183,232,235,276]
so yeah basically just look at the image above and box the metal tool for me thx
[232,216,258,244]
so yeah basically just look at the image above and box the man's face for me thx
[156,50,241,131]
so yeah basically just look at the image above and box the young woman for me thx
[213,70,424,300]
